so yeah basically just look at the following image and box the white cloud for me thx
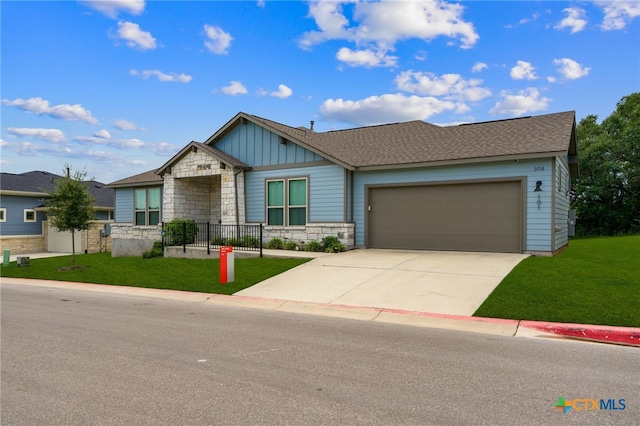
[336,47,398,68]
[555,7,588,34]
[94,129,111,139]
[81,0,145,18]
[130,69,192,83]
[553,58,591,80]
[113,119,144,131]
[510,61,538,80]
[414,50,427,61]
[2,97,98,124]
[7,127,67,143]
[116,21,157,50]
[221,81,248,96]
[596,0,640,30]
[490,88,550,116]
[471,61,488,73]
[395,71,491,102]
[298,2,352,49]
[256,0,266,7]
[204,24,233,54]
[320,93,457,126]
[547,76,557,83]
[75,135,146,149]
[148,141,181,156]
[519,12,541,25]
[299,0,478,67]
[269,84,293,99]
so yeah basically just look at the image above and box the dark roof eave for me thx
[354,151,570,171]
[105,181,163,189]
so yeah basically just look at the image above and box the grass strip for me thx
[1,253,311,295]
[474,235,640,327]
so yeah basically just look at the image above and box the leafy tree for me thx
[44,165,96,267]
[572,93,640,235]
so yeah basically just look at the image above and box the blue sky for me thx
[1,0,638,183]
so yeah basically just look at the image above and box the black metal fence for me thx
[162,221,263,257]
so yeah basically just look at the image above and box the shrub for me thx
[224,238,240,247]
[242,236,261,248]
[322,235,345,253]
[265,238,284,249]
[164,219,199,246]
[210,236,226,246]
[304,240,323,252]
[284,240,301,250]
[142,241,164,259]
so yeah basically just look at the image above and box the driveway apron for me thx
[236,249,529,316]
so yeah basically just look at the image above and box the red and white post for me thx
[219,246,234,284]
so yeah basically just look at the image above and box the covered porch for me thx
[158,142,251,226]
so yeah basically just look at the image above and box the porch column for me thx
[220,168,246,225]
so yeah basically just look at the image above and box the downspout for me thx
[233,167,243,242]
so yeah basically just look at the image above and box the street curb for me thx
[517,320,640,347]
[3,278,639,346]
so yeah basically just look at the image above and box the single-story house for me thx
[107,111,578,257]
[0,170,115,255]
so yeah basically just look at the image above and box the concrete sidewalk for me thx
[6,252,72,262]
[236,249,529,316]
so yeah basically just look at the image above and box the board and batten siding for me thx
[114,188,134,223]
[215,122,324,167]
[554,156,571,251]
[354,158,555,252]
[245,164,346,223]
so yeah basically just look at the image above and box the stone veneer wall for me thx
[162,148,245,225]
[263,223,355,249]
[0,221,111,255]
[0,235,46,255]
[88,221,112,253]
[110,223,162,257]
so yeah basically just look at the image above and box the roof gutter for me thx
[0,190,49,197]
[354,151,569,172]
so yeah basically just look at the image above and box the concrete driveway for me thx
[236,249,529,316]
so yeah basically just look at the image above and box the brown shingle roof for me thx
[224,111,576,170]
[106,169,163,188]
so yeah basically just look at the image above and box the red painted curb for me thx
[519,320,640,347]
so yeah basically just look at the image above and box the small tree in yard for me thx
[44,165,96,268]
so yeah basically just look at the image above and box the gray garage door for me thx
[367,181,523,253]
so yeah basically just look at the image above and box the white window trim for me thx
[0,208,6,222]
[266,177,308,226]
[24,209,36,222]
[134,187,161,226]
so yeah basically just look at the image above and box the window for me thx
[0,208,5,222]
[267,180,284,225]
[266,178,307,226]
[24,209,36,222]
[135,187,161,225]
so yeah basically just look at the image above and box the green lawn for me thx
[474,235,640,327]
[0,253,310,295]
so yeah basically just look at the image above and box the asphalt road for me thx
[2,283,638,425]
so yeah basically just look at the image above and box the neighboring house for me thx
[0,171,115,255]
[108,111,578,257]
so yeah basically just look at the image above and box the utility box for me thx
[219,246,234,283]
[568,210,576,237]
[17,257,31,267]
